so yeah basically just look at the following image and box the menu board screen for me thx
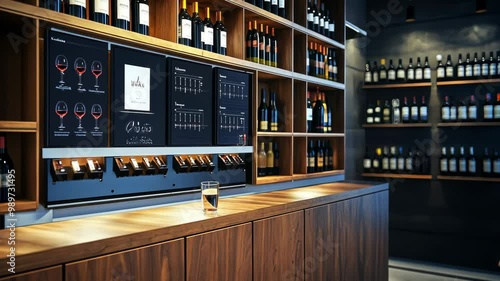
[45,30,109,147]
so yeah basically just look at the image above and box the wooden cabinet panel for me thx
[65,238,184,281]
[305,191,389,281]
[253,210,304,281]
[186,222,252,281]
[0,266,61,281]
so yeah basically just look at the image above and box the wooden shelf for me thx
[363,82,432,89]
[292,170,345,181]
[362,123,432,128]
[362,173,432,180]
[436,78,500,86]
[437,176,500,182]
[293,133,345,137]
[256,175,294,185]
[257,132,293,137]
[0,121,37,133]
[437,122,500,127]
[0,199,38,213]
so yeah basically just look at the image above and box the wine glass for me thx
[74,57,87,86]
[55,101,68,128]
[74,102,86,130]
[91,104,102,130]
[91,60,102,88]
[55,55,68,84]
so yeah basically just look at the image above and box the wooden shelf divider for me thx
[257,132,294,137]
[437,122,500,127]
[292,170,344,181]
[293,133,345,137]
[437,176,500,182]
[362,173,432,180]
[436,78,500,86]
[362,123,432,128]
[0,200,38,213]
[363,82,432,89]
[0,121,37,132]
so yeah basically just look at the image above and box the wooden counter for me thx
[0,181,388,280]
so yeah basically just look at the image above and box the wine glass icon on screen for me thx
[55,101,68,129]
[74,102,86,130]
[91,104,102,130]
[55,55,68,84]
[74,57,87,86]
[91,61,102,88]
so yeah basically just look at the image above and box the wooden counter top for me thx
[0,181,387,276]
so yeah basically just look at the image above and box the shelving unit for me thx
[362,123,432,128]
[436,78,500,86]
[362,173,432,180]
[437,176,500,182]
[363,82,432,89]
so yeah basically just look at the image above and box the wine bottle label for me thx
[333,66,337,74]
[365,72,372,82]
[484,105,493,119]
[458,106,467,120]
[465,65,473,77]
[382,159,389,170]
[494,105,500,119]
[0,174,9,187]
[474,65,481,76]
[181,19,192,39]
[450,106,457,120]
[415,69,422,80]
[308,157,315,168]
[393,108,401,124]
[264,0,270,2]
[494,160,500,173]
[459,160,467,172]
[424,68,431,79]
[445,66,453,77]
[317,157,324,168]
[442,107,450,120]
[139,3,149,26]
[306,57,309,68]
[374,107,381,113]
[402,107,409,119]
[272,0,277,4]
[457,66,465,77]
[468,106,477,119]
[373,159,379,168]
[405,158,412,170]
[388,70,395,80]
[468,160,476,173]
[220,31,227,48]
[205,27,214,45]
[390,159,397,170]
[482,64,489,76]
[397,69,405,79]
[271,122,278,131]
[319,18,324,27]
[117,0,130,21]
[307,13,314,22]
[94,0,109,15]
[367,117,374,123]
[440,159,448,172]
[420,107,427,119]
[437,68,445,78]
[363,159,371,169]
[267,158,274,168]
[324,20,329,29]
[374,117,381,123]
[483,160,491,173]
[380,71,387,80]
[373,72,379,82]
[490,64,497,76]
[70,0,86,7]
[259,121,268,130]
[314,16,319,25]
[306,108,313,121]
[329,65,333,73]
[383,109,390,119]
[398,159,405,170]
[407,69,414,80]
[279,0,285,8]
[329,23,335,32]
[411,106,418,119]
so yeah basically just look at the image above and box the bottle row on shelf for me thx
[436,51,500,81]
[246,21,278,67]
[363,146,430,175]
[245,0,287,18]
[441,93,500,122]
[366,96,428,124]
[258,89,279,132]
[365,57,432,85]
[440,146,500,177]
[307,140,335,173]
[307,43,338,81]
[257,141,280,177]
[307,89,333,133]
[307,0,336,39]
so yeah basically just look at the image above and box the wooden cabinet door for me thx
[65,238,184,281]
[0,266,62,281]
[253,210,304,281]
[305,191,389,281]
[186,222,252,281]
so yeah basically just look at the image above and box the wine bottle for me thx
[313,90,325,132]
[266,142,274,175]
[402,97,409,123]
[332,50,338,81]
[458,146,467,175]
[494,150,500,175]
[132,0,149,35]
[489,51,497,77]
[372,61,379,84]
[387,59,396,83]
[468,146,476,175]
[270,27,278,67]
[450,97,457,122]
[258,88,268,131]
[473,52,481,77]
[256,0,263,9]
[484,93,493,121]
[191,2,203,48]
[458,98,467,121]
[318,3,324,34]
[374,100,382,124]
[323,140,330,171]
[250,21,259,63]
[414,57,423,81]
[436,54,445,81]
[445,54,454,80]
[327,140,334,170]
[313,0,320,32]
[366,100,374,124]
[306,91,313,132]
[258,24,265,64]
[313,42,320,77]
[373,148,382,173]
[448,147,457,174]
[465,53,473,79]
[213,11,227,55]
[278,0,285,18]
[495,93,500,120]
[327,48,334,80]
[396,58,405,82]
[178,0,192,46]
[271,0,278,15]
[468,95,477,121]
[405,149,413,173]
[496,51,500,78]
[364,61,372,85]
[413,148,422,174]
[381,146,389,172]
[423,56,431,82]
[420,96,428,123]
[321,92,328,133]
[410,96,419,123]
[324,10,330,37]
[90,0,109,24]
[112,0,130,30]
[264,0,271,11]
[392,98,401,124]
[315,140,324,172]
[442,96,450,122]
[68,0,86,18]
[363,147,372,173]
[0,136,14,203]
[382,100,391,124]
[481,52,489,77]
[328,18,335,39]
[440,147,448,175]
[379,58,387,83]
[258,142,267,176]
[203,9,214,52]
[307,140,316,173]
[389,146,397,172]
[307,0,314,30]
[318,45,324,78]
[483,147,492,176]
[308,42,315,76]
[265,26,271,66]
[327,96,332,132]
[273,141,280,175]
[324,48,330,80]
[397,147,405,172]
[268,92,278,132]
[406,58,414,82]
[456,54,465,79]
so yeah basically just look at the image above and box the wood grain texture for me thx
[186,223,252,281]
[0,266,61,281]
[363,82,432,89]
[436,78,500,86]
[65,238,184,281]
[363,173,432,180]
[253,211,304,281]
[305,191,389,281]
[293,80,307,132]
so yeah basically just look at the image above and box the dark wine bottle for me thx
[307,0,314,30]
[269,92,278,132]
[401,97,409,123]
[213,11,227,55]
[315,140,324,172]
[271,0,278,15]
[396,58,405,82]
[331,49,338,81]
[112,0,130,30]
[246,21,252,60]
[456,54,465,79]
[258,24,265,64]
[379,58,387,82]
[318,3,325,34]
[324,9,330,37]
[270,27,278,67]
[423,56,431,82]
[313,89,324,132]
[473,52,481,77]
[308,41,315,76]
[414,57,423,81]
[263,0,271,12]
[410,96,419,123]
[250,21,259,63]
[468,95,477,121]
[278,0,285,18]
[258,142,267,176]
[441,96,450,122]
[68,0,86,18]
[420,96,428,123]
[132,0,149,35]
[313,0,319,32]
[387,59,396,83]
[191,2,203,48]
[265,26,271,66]
[445,54,454,80]
[484,93,494,121]
[364,61,372,85]
[382,100,391,124]
[465,53,473,79]
[406,58,414,82]
[481,52,489,77]
[307,140,316,173]
[489,51,497,77]
[256,0,263,9]
[203,7,214,52]
[0,136,14,203]
[273,141,280,175]
[178,0,192,46]
[306,91,313,132]
[436,54,445,81]
[90,0,109,24]
[258,88,268,131]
